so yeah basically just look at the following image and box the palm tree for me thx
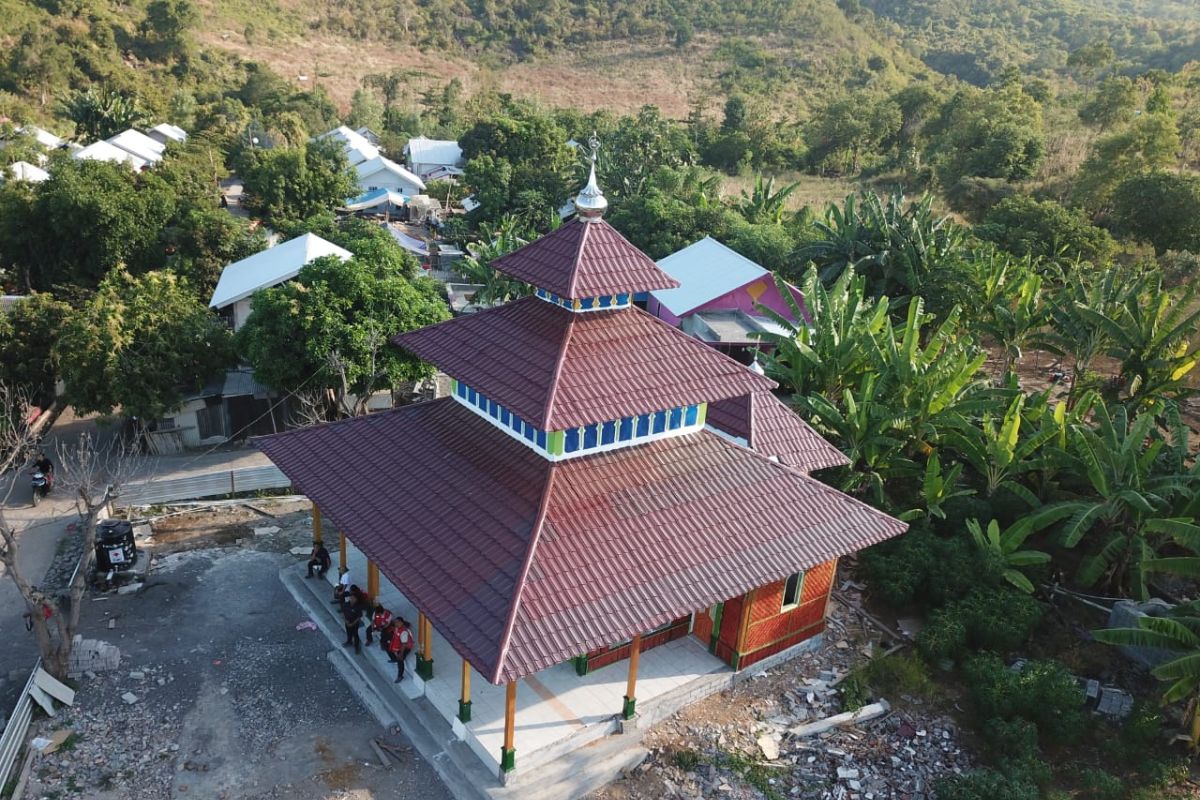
[62,87,149,140]
[1094,606,1200,747]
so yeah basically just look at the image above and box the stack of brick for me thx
[67,635,121,678]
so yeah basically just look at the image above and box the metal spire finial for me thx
[574,132,607,221]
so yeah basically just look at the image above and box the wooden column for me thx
[458,659,472,722]
[417,612,434,679]
[338,531,347,572]
[367,562,379,602]
[500,680,516,774]
[311,504,323,545]
[622,633,643,719]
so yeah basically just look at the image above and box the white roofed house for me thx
[317,125,380,166]
[403,136,463,180]
[209,232,352,331]
[106,129,166,164]
[4,161,50,183]
[354,155,425,197]
[74,140,147,170]
[147,123,188,146]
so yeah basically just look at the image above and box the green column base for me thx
[500,746,516,773]
[622,695,637,719]
[458,699,472,723]
[573,655,589,676]
[417,656,434,680]
[730,652,742,670]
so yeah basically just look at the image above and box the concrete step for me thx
[282,568,498,800]
[281,565,652,800]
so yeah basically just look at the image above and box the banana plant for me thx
[736,174,800,225]
[794,374,914,507]
[1022,401,1200,598]
[899,452,975,522]
[943,393,1056,506]
[972,251,1047,376]
[758,266,890,399]
[1072,270,1200,409]
[1093,607,1200,747]
[967,517,1053,593]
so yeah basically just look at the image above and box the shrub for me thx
[934,768,1039,800]
[963,655,1086,745]
[861,525,998,610]
[918,604,970,662]
[963,588,1042,652]
[981,717,1039,763]
[1076,768,1123,800]
[917,587,1041,662]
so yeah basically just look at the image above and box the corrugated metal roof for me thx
[106,129,165,164]
[404,136,463,168]
[652,237,769,317]
[74,140,146,170]
[489,218,680,299]
[393,297,774,429]
[355,156,426,191]
[209,233,352,309]
[255,398,905,684]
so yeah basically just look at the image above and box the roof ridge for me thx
[566,218,589,298]
[541,307,576,430]
[490,465,557,684]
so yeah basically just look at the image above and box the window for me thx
[781,572,804,610]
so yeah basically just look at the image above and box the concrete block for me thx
[1108,600,1175,669]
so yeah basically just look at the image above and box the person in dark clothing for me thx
[342,600,364,654]
[365,603,391,646]
[306,542,331,579]
[33,452,53,475]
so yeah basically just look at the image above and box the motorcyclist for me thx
[33,452,53,476]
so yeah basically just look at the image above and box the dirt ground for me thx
[18,500,452,800]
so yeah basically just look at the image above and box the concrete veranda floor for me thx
[323,540,731,777]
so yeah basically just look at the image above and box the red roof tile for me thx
[489,218,679,299]
[256,398,905,684]
[393,298,774,430]
[709,393,850,473]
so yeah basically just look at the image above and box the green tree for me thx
[347,88,384,133]
[139,0,198,62]
[235,251,450,416]
[1078,76,1138,129]
[975,195,1116,263]
[28,159,177,290]
[967,518,1051,594]
[806,92,901,175]
[238,138,356,225]
[62,87,150,140]
[0,293,72,406]
[928,82,1044,195]
[1075,114,1181,211]
[163,208,267,297]
[56,269,234,420]
[1111,172,1200,255]
[1067,41,1115,83]
[607,166,737,259]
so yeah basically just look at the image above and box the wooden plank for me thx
[369,739,392,768]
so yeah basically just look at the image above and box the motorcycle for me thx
[30,469,52,506]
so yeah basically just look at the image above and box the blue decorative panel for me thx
[669,407,683,429]
[565,428,580,452]
[583,424,598,449]
[619,417,634,440]
[601,420,617,445]
[652,411,667,434]
[636,415,651,437]
[685,405,698,426]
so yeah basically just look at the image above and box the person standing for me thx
[366,604,392,647]
[342,598,364,654]
[389,618,414,682]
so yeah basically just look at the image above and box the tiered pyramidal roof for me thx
[257,168,906,683]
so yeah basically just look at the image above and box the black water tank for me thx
[95,519,137,571]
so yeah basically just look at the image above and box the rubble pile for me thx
[23,666,182,799]
[597,580,976,800]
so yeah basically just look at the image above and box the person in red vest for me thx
[388,618,414,682]
[365,603,392,647]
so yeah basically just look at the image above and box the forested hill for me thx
[860,0,1200,85]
